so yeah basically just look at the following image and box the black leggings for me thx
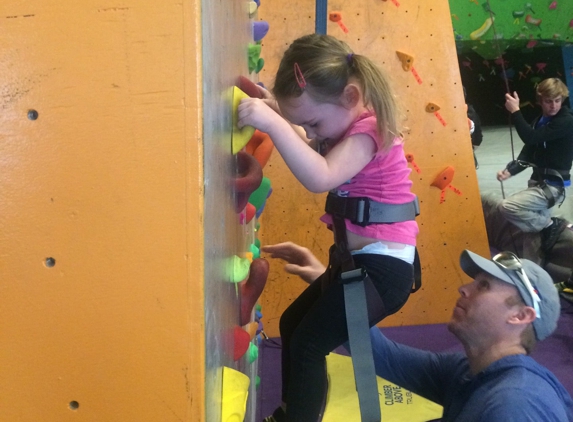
[279,251,414,422]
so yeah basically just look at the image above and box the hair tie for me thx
[347,53,354,65]
[294,63,306,90]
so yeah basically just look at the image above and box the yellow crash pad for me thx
[323,353,443,422]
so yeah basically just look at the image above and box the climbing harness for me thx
[325,193,421,422]
[325,193,419,226]
[505,160,568,208]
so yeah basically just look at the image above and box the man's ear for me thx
[508,306,537,326]
[341,83,361,109]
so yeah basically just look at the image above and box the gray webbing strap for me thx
[332,214,381,422]
[342,270,381,422]
[325,193,419,226]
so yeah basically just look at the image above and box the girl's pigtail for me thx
[353,55,400,150]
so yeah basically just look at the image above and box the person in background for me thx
[482,192,573,302]
[496,78,573,253]
[464,86,483,169]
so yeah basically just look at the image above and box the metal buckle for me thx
[355,197,370,226]
[339,268,367,284]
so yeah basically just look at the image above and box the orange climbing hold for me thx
[245,130,274,169]
[426,102,447,126]
[405,153,421,173]
[329,11,349,33]
[396,51,414,71]
[431,166,463,203]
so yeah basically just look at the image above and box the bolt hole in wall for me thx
[45,257,56,267]
[27,109,38,120]
[69,401,79,410]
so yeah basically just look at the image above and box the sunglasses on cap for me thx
[492,251,541,318]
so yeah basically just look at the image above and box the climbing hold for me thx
[249,243,260,259]
[222,366,250,421]
[405,153,421,174]
[248,43,262,74]
[233,326,251,361]
[244,203,256,224]
[248,177,271,212]
[525,3,535,13]
[247,343,259,363]
[426,103,440,113]
[228,255,251,284]
[425,102,447,126]
[431,166,452,190]
[431,166,462,203]
[245,130,274,169]
[470,16,494,40]
[549,1,557,10]
[234,151,263,213]
[328,11,349,33]
[254,57,264,73]
[535,63,547,73]
[237,76,264,99]
[525,14,542,27]
[232,87,256,154]
[240,258,269,325]
[396,51,421,83]
[396,51,414,71]
[248,1,257,16]
[255,186,272,218]
[253,20,269,42]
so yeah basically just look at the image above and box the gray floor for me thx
[475,126,572,221]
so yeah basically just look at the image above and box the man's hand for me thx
[497,169,512,181]
[504,92,520,113]
[261,242,326,284]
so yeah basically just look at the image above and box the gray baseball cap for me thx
[459,250,561,341]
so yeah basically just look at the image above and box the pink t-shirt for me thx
[319,112,419,246]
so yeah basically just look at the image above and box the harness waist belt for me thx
[325,193,420,226]
[532,168,570,181]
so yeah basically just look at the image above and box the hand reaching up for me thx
[262,242,326,284]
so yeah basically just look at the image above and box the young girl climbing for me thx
[238,34,419,422]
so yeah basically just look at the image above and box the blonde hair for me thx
[272,34,400,150]
[536,78,569,101]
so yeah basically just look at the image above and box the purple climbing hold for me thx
[253,21,269,42]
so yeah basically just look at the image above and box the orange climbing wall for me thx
[0,0,249,420]
[257,0,490,336]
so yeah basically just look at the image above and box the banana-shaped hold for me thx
[470,16,495,40]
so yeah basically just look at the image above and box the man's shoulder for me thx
[557,106,573,122]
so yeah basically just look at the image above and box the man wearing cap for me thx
[369,249,573,421]
[262,242,573,421]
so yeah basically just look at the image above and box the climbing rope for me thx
[485,0,517,172]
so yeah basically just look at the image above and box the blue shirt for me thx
[370,329,573,421]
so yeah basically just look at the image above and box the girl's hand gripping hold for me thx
[238,98,288,135]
